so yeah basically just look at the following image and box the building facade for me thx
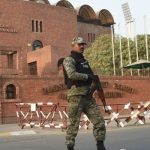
[0,0,114,77]
[1,0,149,124]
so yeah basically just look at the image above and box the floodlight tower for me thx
[122,3,134,76]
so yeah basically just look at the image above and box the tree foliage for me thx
[84,34,150,76]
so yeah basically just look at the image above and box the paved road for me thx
[0,125,150,150]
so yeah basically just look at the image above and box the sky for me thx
[48,0,150,36]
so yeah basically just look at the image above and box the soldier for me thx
[63,37,109,150]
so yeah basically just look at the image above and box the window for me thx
[40,21,42,32]
[7,54,13,69]
[36,20,38,32]
[32,40,43,50]
[32,20,43,33]
[28,61,37,75]
[6,84,16,99]
[88,33,96,42]
[93,34,96,41]
[90,33,92,42]
[32,20,34,32]
[88,33,90,42]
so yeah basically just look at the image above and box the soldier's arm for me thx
[63,57,88,80]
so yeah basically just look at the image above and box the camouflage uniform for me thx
[63,56,106,147]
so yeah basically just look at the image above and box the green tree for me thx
[84,34,150,76]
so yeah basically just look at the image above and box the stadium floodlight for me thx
[122,3,133,23]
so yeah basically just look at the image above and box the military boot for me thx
[67,145,74,150]
[97,141,106,150]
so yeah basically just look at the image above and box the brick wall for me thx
[0,102,2,124]
[0,0,113,78]
[77,22,111,46]
[0,0,77,75]
[27,45,52,76]
[27,45,72,75]
[0,74,67,123]
[0,75,150,123]
[100,76,150,105]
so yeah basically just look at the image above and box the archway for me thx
[6,84,16,99]
[32,40,43,50]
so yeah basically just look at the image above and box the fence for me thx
[15,101,150,130]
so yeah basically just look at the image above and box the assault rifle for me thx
[88,75,111,114]
[88,75,123,126]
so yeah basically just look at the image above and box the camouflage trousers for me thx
[66,95,106,147]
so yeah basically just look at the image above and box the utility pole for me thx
[134,21,140,76]
[122,2,134,76]
[118,23,123,76]
[144,15,149,61]
[111,25,116,76]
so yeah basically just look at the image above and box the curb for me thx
[0,130,36,137]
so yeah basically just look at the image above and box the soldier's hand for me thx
[88,74,99,82]
[104,106,111,114]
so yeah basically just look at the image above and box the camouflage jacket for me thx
[63,56,91,97]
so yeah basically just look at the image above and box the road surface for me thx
[0,125,149,150]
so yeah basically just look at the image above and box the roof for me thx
[77,5,96,20]
[98,9,115,25]
[25,0,50,4]
[56,0,74,9]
